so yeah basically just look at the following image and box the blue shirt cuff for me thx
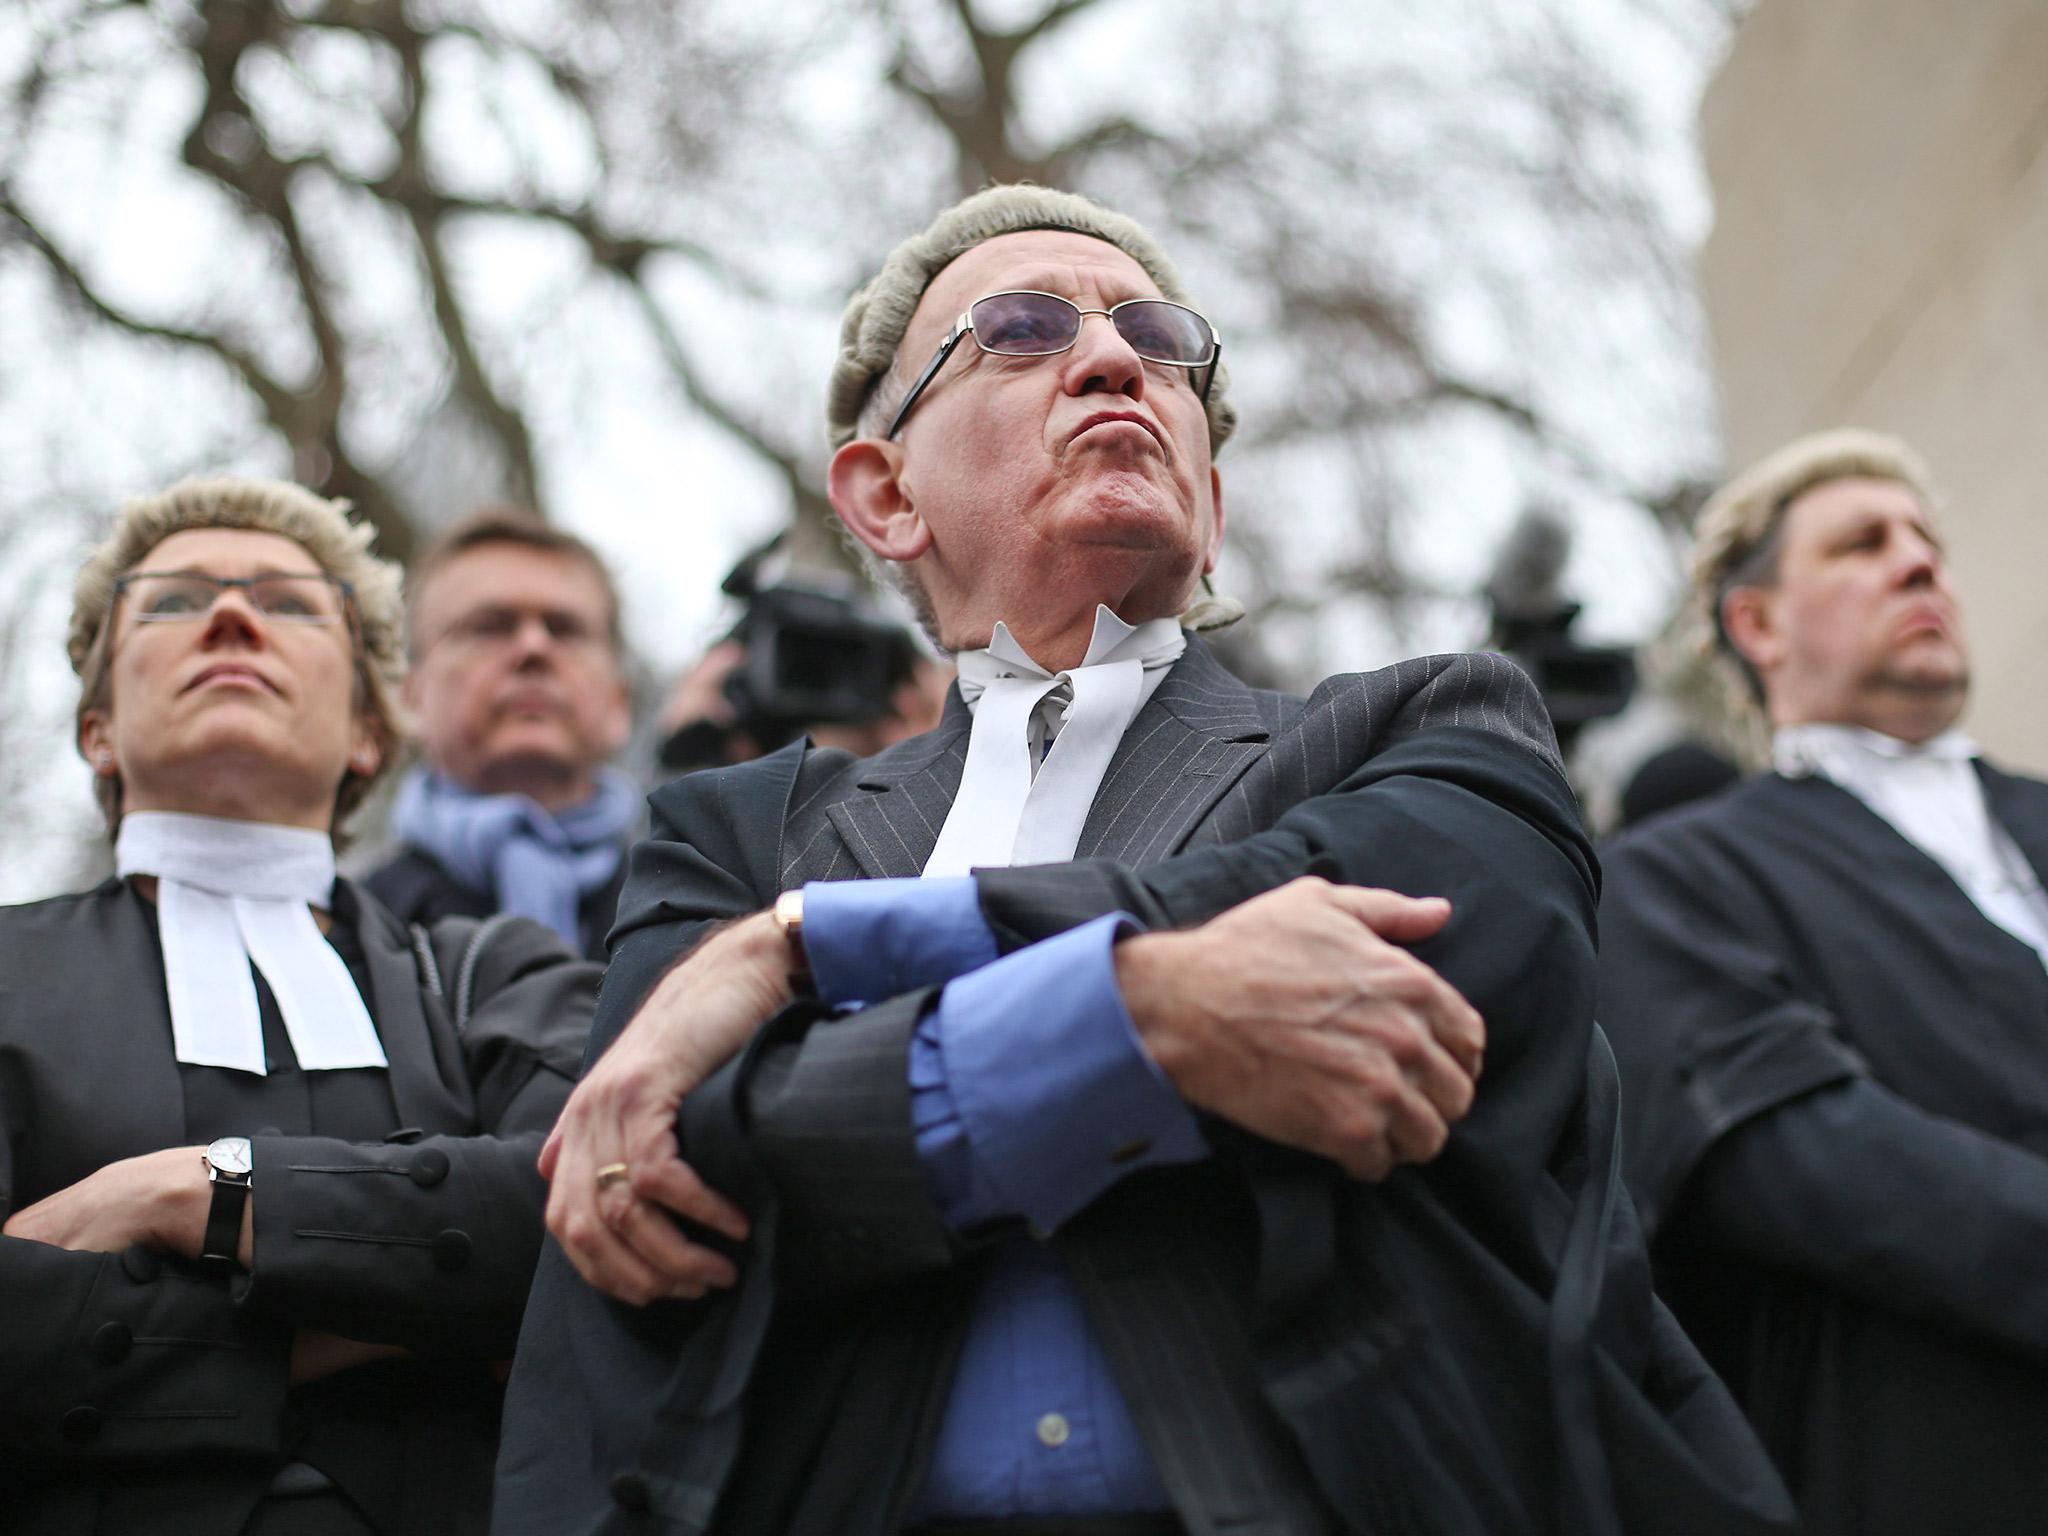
[911,913,1207,1234]
[802,877,1001,1007]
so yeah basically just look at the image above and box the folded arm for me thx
[1677,1077,2048,1361]
[0,917,594,1476]
[549,654,1593,1302]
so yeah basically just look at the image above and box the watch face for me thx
[207,1136,253,1177]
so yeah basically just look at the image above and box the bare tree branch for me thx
[384,19,539,509]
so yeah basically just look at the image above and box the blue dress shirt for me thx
[802,878,1208,1519]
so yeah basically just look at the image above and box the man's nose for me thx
[509,613,561,661]
[1059,311,1146,402]
[1894,528,1943,586]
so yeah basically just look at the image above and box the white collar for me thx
[924,608,1185,878]
[117,812,387,1076]
[1773,723,1978,778]
[954,606,1186,707]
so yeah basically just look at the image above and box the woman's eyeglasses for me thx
[114,571,354,626]
[885,289,1221,440]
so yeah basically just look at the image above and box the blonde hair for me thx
[69,476,407,839]
[1688,428,1942,714]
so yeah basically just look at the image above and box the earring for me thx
[96,752,113,770]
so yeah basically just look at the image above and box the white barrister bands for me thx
[115,811,389,1075]
[1774,723,2048,969]
[925,606,1185,878]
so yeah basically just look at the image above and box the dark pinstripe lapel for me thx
[1076,638,1272,865]
[820,693,974,880]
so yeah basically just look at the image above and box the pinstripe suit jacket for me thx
[496,640,1793,1536]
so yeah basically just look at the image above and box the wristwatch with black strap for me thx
[199,1136,253,1273]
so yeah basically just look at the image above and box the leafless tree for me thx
[0,0,1744,892]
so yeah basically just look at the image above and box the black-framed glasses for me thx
[885,289,1222,440]
[114,570,354,626]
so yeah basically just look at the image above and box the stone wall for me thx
[1700,0,2048,771]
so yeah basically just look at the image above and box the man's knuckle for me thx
[1381,1020,1430,1064]
[1442,1074,1476,1120]
[1353,1054,1402,1100]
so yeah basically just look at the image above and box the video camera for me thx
[659,534,923,769]
[1484,507,1636,757]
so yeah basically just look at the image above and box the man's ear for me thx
[1721,585,1784,674]
[1201,466,1226,575]
[829,439,931,565]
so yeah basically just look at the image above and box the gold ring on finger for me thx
[594,1162,632,1192]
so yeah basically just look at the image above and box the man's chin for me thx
[473,746,582,797]
[1876,660,1971,710]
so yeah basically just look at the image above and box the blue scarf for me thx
[390,767,640,947]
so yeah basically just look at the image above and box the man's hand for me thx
[1117,876,1485,1180]
[1,1146,243,1261]
[539,911,793,1306]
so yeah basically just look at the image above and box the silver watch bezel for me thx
[205,1135,254,1182]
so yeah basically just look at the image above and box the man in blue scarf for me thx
[368,508,637,959]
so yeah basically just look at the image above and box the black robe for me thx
[1599,764,2048,1536]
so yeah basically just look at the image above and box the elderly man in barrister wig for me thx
[1599,430,2048,1536]
[0,478,598,1536]
[496,186,1794,1536]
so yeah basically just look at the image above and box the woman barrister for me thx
[0,478,599,1536]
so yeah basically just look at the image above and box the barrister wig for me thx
[68,476,408,838]
[1689,428,1945,711]
[828,183,1238,454]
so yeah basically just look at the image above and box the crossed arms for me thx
[543,652,1598,1307]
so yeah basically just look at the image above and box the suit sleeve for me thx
[0,1114,291,1469]
[684,654,1601,1295]
[0,1245,291,1469]
[235,919,596,1355]
[1596,822,1871,1237]
[1676,1076,2048,1361]
[969,653,1596,1078]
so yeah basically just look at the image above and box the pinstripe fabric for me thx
[791,643,1557,891]
[751,641,1557,1536]
[747,993,959,1284]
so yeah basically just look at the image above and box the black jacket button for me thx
[60,1405,105,1444]
[119,1247,161,1284]
[90,1322,133,1366]
[432,1228,472,1272]
[610,1472,651,1512]
[384,1127,426,1145]
[409,1149,451,1188]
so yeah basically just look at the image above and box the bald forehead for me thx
[903,230,1162,356]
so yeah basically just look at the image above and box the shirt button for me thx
[1036,1412,1070,1449]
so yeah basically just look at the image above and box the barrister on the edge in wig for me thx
[1599,429,2048,1536]
[0,479,598,1536]
[495,185,1794,1536]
